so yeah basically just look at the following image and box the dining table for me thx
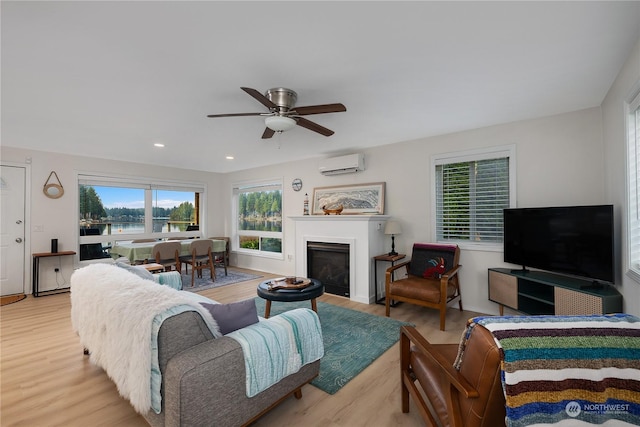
[110,239,227,264]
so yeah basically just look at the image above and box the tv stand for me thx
[488,268,622,316]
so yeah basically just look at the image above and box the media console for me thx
[488,268,622,316]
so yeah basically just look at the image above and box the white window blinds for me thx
[434,147,514,245]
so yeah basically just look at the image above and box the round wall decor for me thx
[43,171,64,199]
[292,178,303,191]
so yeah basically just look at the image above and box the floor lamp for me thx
[384,221,402,256]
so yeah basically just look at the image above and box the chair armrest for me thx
[400,325,478,398]
[441,264,461,280]
[386,260,410,275]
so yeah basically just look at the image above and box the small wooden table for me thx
[141,263,164,273]
[373,253,406,305]
[256,278,324,318]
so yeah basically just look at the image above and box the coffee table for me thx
[257,278,324,318]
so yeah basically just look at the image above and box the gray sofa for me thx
[143,310,321,427]
[70,264,321,427]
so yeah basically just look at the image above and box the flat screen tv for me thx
[503,205,614,284]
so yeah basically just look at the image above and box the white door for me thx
[0,165,26,296]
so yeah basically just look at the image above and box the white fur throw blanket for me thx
[70,264,220,414]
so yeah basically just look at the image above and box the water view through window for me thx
[79,185,198,235]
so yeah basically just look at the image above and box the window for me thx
[232,179,283,258]
[627,89,640,281]
[432,146,515,249]
[78,174,205,261]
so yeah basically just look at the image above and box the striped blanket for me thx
[455,314,640,427]
[227,308,324,397]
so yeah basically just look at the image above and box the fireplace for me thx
[307,242,350,297]
[292,214,390,304]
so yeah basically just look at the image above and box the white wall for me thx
[0,146,226,291]
[226,106,611,315]
[602,36,640,316]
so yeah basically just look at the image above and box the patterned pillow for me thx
[423,257,446,279]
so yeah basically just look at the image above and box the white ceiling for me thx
[2,1,639,173]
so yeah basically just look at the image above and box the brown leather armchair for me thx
[400,324,505,427]
[385,243,462,331]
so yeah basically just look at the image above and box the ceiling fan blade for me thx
[241,87,277,109]
[206,112,264,118]
[261,127,276,139]
[293,103,347,116]
[296,117,335,137]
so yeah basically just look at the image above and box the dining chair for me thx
[180,239,215,287]
[151,241,182,272]
[209,236,230,274]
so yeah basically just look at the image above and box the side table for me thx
[373,253,406,305]
[32,251,76,297]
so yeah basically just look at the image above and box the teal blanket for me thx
[228,308,324,397]
[153,271,182,290]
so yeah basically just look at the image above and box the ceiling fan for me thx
[207,87,346,139]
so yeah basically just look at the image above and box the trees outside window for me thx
[233,179,283,257]
[77,175,205,261]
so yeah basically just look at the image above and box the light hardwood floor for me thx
[0,268,483,426]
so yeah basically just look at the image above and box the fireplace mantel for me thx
[291,215,390,304]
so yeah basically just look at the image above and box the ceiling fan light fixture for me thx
[265,116,296,132]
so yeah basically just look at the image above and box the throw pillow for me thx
[423,257,446,279]
[200,299,259,335]
[116,261,155,281]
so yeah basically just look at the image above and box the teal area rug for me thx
[254,298,412,394]
[182,267,261,292]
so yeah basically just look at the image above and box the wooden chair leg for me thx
[311,298,317,313]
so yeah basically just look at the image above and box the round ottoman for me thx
[257,278,324,318]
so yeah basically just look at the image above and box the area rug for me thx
[254,298,412,394]
[182,268,261,292]
[0,294,26,306]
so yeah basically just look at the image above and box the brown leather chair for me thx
[385,243,462,331]
[400,324,505,427]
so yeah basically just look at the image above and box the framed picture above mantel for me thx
[311,182,385,215]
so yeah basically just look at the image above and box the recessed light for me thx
[154,143,165,148]
[226,156,234,160]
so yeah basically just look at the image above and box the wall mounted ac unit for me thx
[319,153,365,175]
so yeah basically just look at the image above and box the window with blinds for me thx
[433,146,515,248]
[628,89,640,280]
